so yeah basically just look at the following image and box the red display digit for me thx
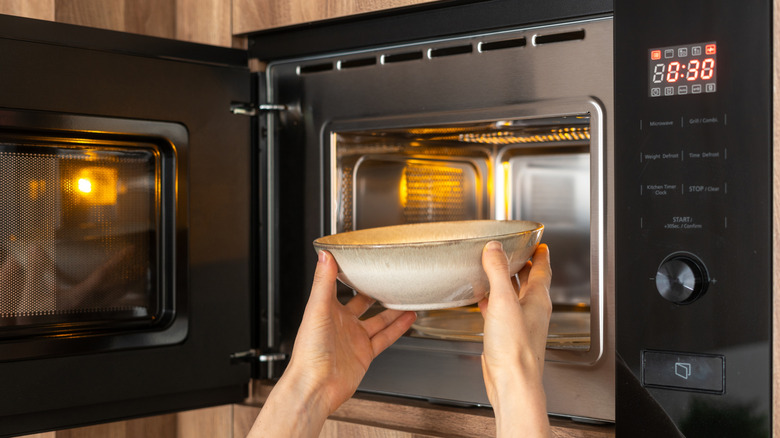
[686,59,700,81]
[666,61,681,83]
[701,58,715,80]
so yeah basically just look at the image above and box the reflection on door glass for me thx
[0,144,159,332]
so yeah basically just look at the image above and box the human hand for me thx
[249,250,417,438]
[479,241,552,437]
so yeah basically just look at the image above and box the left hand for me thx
[249,250,416,437]
[286,249,417,413]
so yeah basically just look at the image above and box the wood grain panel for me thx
[54,0,176,38]
[54,414,176,438]
[231,0,440,34]
[232,404,261,438]
[176,405,233,438]
[123,0,175,39]
[248,382,614,437]
[125,414,177,437]
[321,419,438,438]
[54,0,125,31]
[0,0,55,20]
[176,0,232,47]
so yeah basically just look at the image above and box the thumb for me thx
[309,250,338,303]
[482,241,513,294]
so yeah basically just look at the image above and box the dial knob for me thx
[655,253,709,304]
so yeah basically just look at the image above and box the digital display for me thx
[648,42,717,97]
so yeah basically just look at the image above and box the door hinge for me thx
[230,348,287,363]
[230,102,287,116]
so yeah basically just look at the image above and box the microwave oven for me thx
[0,0,774,436]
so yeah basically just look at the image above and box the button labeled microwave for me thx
[642,350,725,393]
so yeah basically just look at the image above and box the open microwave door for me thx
[0,15,254,436]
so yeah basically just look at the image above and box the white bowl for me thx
[312,220,544,310]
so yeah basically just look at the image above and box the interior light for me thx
[73,167,118,205]
[77,178,92,193]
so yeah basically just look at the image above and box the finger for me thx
[362,308,409,338]
[514,261,532,290]
[308,250,339,306]
[481,241,516,300]
[345,292,376,317]
[368,311,417,358]
[524,244,552,299]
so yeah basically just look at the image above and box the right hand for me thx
[479,241,552,437]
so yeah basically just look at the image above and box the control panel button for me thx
[655,253,709,304]
[642,351,724,393]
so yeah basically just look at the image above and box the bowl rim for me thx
[312,220,544,250]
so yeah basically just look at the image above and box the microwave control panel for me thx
[615,0,771,435]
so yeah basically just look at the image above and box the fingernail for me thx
[485,241,503,251]
[318,250,327,264]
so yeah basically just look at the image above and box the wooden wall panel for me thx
[320,419,434,438]
[54,0,176,39]
[231,0,440,34]
[232,404,261,438]
[0,0,55,20]
[176,405,233,438]
[175,0,233,47]
[54,0,126,32]
[54,414,176,438]
[122,0,176,39]
[124,414,178,437]
[1,0,229,46]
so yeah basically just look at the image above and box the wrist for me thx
[483,358,550,438]
[250,371,331,438]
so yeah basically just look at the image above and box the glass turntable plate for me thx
[411,306,590,349]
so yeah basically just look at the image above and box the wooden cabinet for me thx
[19,399,614,438]
[231,0,441,34]
[0,0,233,47]
[0,0,442,42]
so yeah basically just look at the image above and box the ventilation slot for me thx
[382,51,424,64]
[429,44,473,58]
[479,37,527,52]
[534,30,585,45]
[338,57,376,70]
[298,62,333,75]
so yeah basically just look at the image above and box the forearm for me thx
[247,372,331,438]
[483,359,550,438]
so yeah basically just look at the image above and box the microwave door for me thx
[0,15,255,436]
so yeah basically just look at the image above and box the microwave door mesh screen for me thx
[0,145,157,330]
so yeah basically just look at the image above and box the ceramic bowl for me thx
[312,220,544,310]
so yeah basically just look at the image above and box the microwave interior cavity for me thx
[330,114,593,351]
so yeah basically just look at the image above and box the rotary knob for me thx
[655,253,709,304]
